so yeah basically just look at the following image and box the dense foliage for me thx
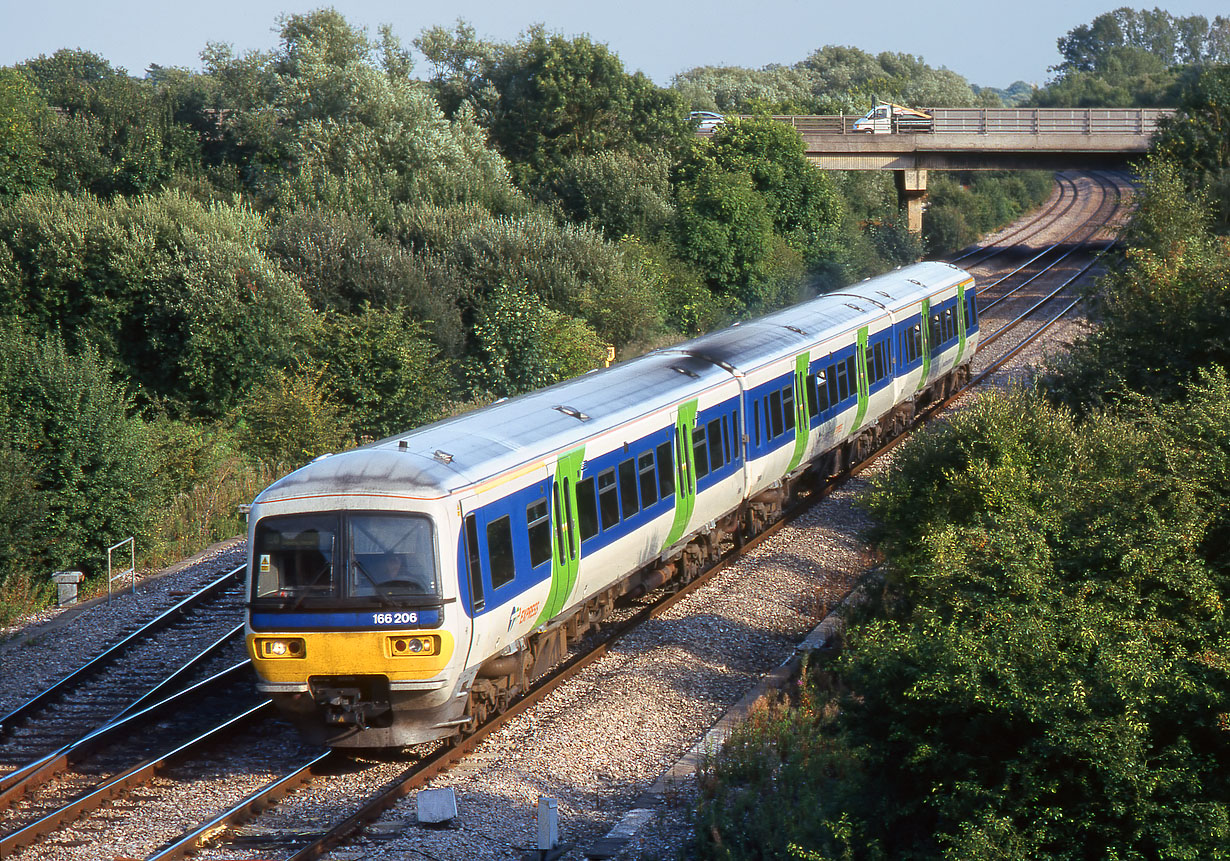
[0,10,1050,620]
[1032,7,1230,108]
[692,124,1230,861]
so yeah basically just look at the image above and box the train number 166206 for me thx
[373,612,418,625]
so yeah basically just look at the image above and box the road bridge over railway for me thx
[726,108,1174,231]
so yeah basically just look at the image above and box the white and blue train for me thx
[245,261,978,747]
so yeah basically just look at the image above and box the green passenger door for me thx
[536,446,584,625]
[663,400,698,550]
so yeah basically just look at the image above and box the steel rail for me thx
[0,699,273,858]
[947,172,1081,267]
[972,172,1123,302]
[0,659,253,808]
[978,252,1105,352]
[0,565,245,739]
[144,751,337,860]
[951,170,1127,276]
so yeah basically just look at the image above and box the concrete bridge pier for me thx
[895,169,927,235]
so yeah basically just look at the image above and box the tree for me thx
[0,190,315,416]
[463,282,607,397]
[202,10,521,219]
[539,147,675,240]
[672,117,845,310]
[672,156,775,310]
[0,330,157,579]
[449,25,690,184]
[310,307,454,440]
[0,69,51,201]
[1055,8,1230,73]
[19,49,200,196]
[1154,65,1230,229]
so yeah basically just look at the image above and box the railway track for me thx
[948,170,1085,269]
[0,171,1131,861]
[0,568,248,773]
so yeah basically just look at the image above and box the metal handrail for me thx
[107,536,135,603]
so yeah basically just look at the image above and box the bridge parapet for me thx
[723,108,1174,137]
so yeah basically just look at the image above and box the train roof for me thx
[672,261,968,375]
[255,351,727,504]
[255,262,970,506]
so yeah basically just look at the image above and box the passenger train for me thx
[245,261,979,747]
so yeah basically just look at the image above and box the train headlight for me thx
[388,635,437,657]
[257,638,306,659]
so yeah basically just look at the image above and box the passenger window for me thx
[638,453,657,507]
[693,426,710,478]
[845,357,857,395]
[826,365,839,407]
[486,515,515,589]
[753,401,761,446]
[931,313,942,350]
[598,469,619,530]
[782,386,795,433]
[576,477,599,541]
[527,498,550,568]
[769,390,784,438]
[836,361,850,402]
[807,375,820,418]
[552,491,565,564]
[464,514,484,612]
[618,458,639,519]
[656,442,674,498]
[707,419,724,471]
[563,479,576,561]
[815,371,829,413]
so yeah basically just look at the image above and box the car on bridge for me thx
[688,111,725,133]
[853,103,933,134]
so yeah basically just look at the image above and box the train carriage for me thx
[245,261,978,747]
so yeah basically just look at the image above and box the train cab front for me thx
[245,507,469,748]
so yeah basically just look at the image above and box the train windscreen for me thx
[253,513,339,601]
[253,512,439,606]
[348,513,439,599]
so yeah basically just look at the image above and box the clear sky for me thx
[1,0,1226,89]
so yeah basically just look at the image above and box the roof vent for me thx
[844,303,866,312]
[398,440,408,451]
[553,405,591,422]
[876,291,892,298]
[907,279,923,286]
[433,450,454,464]
[691,352,735,372]
[671,366,701,379]
[784,325,808,336]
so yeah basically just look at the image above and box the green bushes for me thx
[0,331,158,620]
[923,171,1053,256]
[0,190,314,417]
[693,158,1230,861]
[695,382,1230,860]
